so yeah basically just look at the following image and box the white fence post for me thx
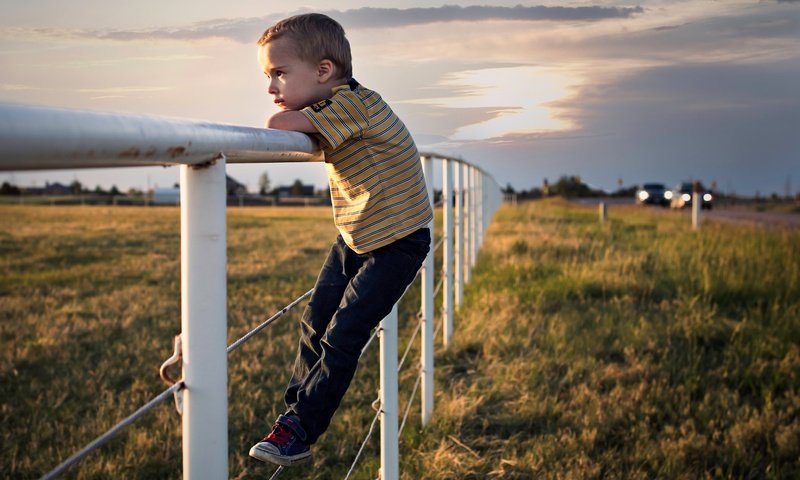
[421,156,435,426]
[442,159,454,349]
[180,159,228,480]
[477,172,484,247]
[484,175,488,238]
[463,167,472,284]
[469,167,477,273]
[454,163,464,308]
[379,305,399,480]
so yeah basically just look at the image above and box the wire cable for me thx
[42,290,315,479]
[41,382,184,480]
[434,316,443,340]
[433,275,445,299]
[268,465,284,479]
[343,406,382,480]
[433,236,445,253]
[228,288,314,353]
[397,318,422,373]
[361,326,380,356]
[398,370,422,439]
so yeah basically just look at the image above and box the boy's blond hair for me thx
[257,13,352,80]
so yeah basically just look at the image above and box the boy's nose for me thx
[268,80,278,95]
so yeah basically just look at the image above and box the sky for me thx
[1,0,798,196]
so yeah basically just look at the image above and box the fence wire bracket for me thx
[159,334,184,415]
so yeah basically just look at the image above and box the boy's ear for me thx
[317,59,335,82]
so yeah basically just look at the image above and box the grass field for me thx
[1,201,799,479]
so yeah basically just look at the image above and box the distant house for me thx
[44,182,72,195]
[153,187,180,205]
[276,183,315,198]
[20,182,73,196]
[153,175,246,205]
[226,175,246,197]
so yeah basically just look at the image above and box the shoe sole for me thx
[249,445,312,467]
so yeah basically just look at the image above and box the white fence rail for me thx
[0,102,501,479]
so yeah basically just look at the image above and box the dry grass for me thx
[1,205,420,479]
[2,201,799,479]
[400,199,800,479]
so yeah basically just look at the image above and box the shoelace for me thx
[264,424,293,445]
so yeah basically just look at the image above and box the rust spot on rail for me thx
[168,146,187,158]
[118,147,140,158]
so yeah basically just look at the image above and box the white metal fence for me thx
[0,102,501,479]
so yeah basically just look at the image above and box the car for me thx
[635,183,670,206]
[667,182,714,210]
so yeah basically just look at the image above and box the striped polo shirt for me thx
[301,79,433,254]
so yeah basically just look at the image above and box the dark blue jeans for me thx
[284,228,430,444]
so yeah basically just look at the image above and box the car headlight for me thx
[681,193,691,202]
[703,193,712,202]
[638,191,650,201]
[664,191,673,200]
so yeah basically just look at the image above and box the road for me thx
[571,198,800,228]
[703,208,800,228]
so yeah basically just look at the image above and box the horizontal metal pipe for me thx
[420,151,487,173]
[0,103,323,171]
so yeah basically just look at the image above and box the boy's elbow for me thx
[266,111,314,132]
[266,114,288,130]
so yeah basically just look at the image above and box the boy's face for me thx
[258,37,329,111]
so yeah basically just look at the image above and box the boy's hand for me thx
[266,111,316,133]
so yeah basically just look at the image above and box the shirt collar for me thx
[332,78,359,94]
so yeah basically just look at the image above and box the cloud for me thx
[75,18,269,43]
[471,5,800,66]
[14,5,644,44]
[76,86,172,94]
[0,83,37,91]
[330,5,644,28]
[403,65,581,140]
[651,24,682,31]
[451,59,800,194]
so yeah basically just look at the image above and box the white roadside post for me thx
[180,159,228,480]
[454,162,464,309]
[692,182,701,230]
[442,159,455,348]
[379,305,399,480]
[421,156,435,426]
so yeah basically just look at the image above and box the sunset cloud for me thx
[7,5,644,44]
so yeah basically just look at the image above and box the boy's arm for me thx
[266,111,316,133]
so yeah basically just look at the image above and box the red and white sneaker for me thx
[249,415,311,466]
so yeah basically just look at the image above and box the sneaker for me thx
[249,414,312,466]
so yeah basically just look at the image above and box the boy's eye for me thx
[275,70,284,77]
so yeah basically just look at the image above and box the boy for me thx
[249,13,433,467]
